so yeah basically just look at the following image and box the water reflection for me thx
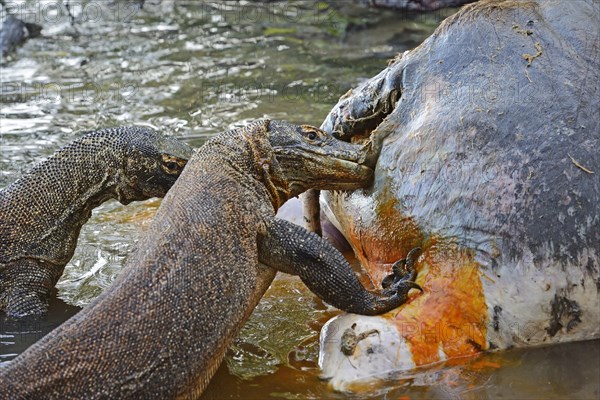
[0,296,80,366]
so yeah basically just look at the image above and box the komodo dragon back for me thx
[0,120,421,399]
[0,127,193,318]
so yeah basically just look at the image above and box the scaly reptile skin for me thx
[0,120,420,399]
[0,127,193,318]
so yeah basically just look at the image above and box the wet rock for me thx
[250,0,473,13]
[360,0,476,12]
[0,6,41,59]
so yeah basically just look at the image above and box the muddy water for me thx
[1,1,598,399]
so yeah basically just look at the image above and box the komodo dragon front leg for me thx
[1,259,62,316]
[258,217,422,315]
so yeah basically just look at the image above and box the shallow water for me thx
[1,1,598,399]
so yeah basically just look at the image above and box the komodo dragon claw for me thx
[381,247,423,296]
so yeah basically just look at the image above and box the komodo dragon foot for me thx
[382,247,423,289]
[381,247,423,302]
[258,218,423,316]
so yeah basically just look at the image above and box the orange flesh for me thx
[331,187,424,287]
[397,242,489,366]
[337,193,489,367]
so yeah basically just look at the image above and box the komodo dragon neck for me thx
[240,120,291,210]
[1,137,128,265]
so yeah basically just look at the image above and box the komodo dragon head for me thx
[114,128,194,204]
[243,120,373,206]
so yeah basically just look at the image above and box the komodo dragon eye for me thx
[300,125,323,142]
[165,161,178,170]
[161,154,186,175]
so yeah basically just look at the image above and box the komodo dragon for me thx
[0,127,193,318]
[0,120,421,399]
